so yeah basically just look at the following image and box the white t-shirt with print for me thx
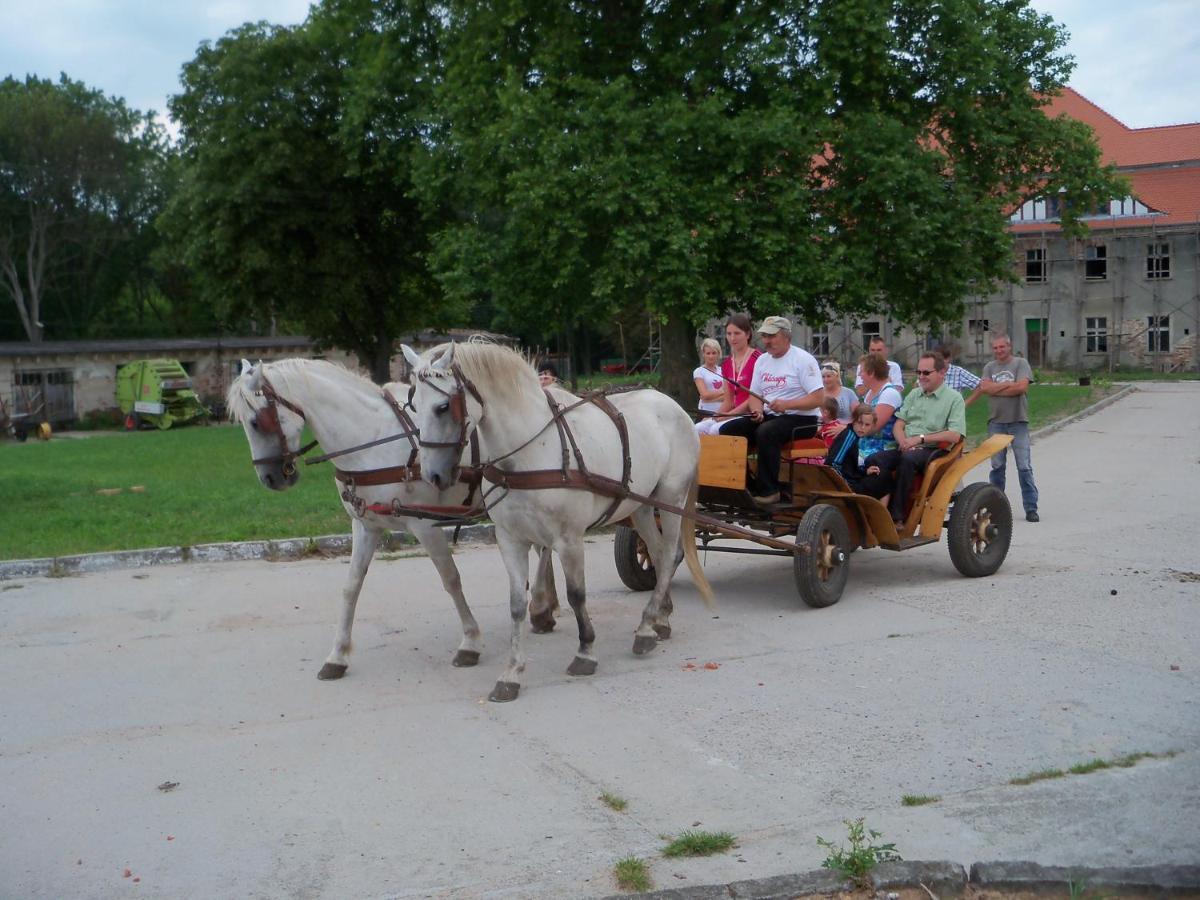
[692,366,724,413]
[749,346,823,416]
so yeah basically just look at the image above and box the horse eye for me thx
[435,402,450,415]
[250,418,259,431]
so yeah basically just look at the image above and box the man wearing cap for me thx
[718,316,824,505]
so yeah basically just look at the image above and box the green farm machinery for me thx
[116,359,208,430]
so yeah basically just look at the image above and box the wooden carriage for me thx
[615,432,1015,608]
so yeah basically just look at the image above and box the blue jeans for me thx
[988,421,1038,514]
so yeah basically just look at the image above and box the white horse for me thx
[401,340,714,702]
[226,358,559,680]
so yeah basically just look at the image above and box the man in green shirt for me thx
[882,352,966,523]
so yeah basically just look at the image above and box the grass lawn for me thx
[0,380,1118,560]
[1,424,349,560]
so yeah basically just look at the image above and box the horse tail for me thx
[681,474,716,610]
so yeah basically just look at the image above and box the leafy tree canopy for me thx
[164,0,461,381]
[423,0,1124,400]
[0,74,168,342]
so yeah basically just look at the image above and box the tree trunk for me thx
[658,315,697,411]
[359,333,394,384]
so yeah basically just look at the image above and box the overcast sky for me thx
[1,0,1197,131]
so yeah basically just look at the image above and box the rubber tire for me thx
[793,503,850,608]
[614,524,658,592]
[124,413,141,431]
[13,426,27,442]
[947,482,1012,577]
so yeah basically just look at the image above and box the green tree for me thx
[164,1,457,382]
[424,0,1123,403]
[0,75,165,342]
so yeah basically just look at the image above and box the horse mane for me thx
[225,358,383,424]
[426,339,540,406]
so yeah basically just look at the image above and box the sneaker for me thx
[1026,510,1040,522]
[751,491,781,506]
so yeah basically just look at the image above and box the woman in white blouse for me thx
[692,338,725,418]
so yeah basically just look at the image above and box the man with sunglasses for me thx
[879,352,966,524]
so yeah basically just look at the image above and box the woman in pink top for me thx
[695,313,761,436]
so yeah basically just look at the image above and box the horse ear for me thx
[401,344,422,370]
[240,358,254,376]
[431,343,455,372]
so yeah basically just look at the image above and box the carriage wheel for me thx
[614,524,658,592]
[793,503,850,608]
[947,483,1012,577]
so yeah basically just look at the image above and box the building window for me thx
[1085,317,1108,353]
[1084,245,1107,280]
[861,321,881,349]
[968,318,990,335]
[1147,315,1170,353]
[1025,248,1046,283]
[1147,242,1170,279]
[809,325,830,357]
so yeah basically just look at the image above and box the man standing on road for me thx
[718,316,823,506]
[854,335,904,396]
[969,333,1039,522]
[878,353,966,524]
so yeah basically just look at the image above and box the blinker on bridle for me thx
[410,363,483,456]
[249,373,318,476]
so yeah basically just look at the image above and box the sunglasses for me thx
[916,368,936,376]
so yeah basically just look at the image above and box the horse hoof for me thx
[632,634,658,656]
[652,623,672,640]
[530,617,556,634]
[567,656,597,677]
[488,681,521,703]
[317,663,347,680]
[452,649,480,667]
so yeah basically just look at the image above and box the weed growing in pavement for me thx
[1012,751,1178,786]
[1009,767,1066,785]
[600,791,628,811]
[901,794,941,806]
[816,818,901,885]
[613,856,651,892]
[661,830,736,857]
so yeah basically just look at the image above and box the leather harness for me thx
[248,370,481,522]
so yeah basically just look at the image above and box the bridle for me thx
[249,373,318,476]
[409,362,484,461]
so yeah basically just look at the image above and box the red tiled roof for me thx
[1011,89,1200,232]
[1042,88,1200,168]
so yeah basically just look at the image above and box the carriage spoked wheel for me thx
[614,524,658,592]
[947,482,1012,577]
[793,503,850,608]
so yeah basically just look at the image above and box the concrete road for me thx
[2,383,1197,899]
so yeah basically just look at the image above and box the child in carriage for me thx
[824,405,894,499]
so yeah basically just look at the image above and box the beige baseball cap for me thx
[757,315,793,335]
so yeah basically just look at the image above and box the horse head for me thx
[227,359,308,491]
[401,343,478,491]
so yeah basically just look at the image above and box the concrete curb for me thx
[0,522,496,581]
[970,861,1200,896]
[0,384,1137,582]
[600,860,1200,899]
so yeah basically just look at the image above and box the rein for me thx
[249,367,484,522]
